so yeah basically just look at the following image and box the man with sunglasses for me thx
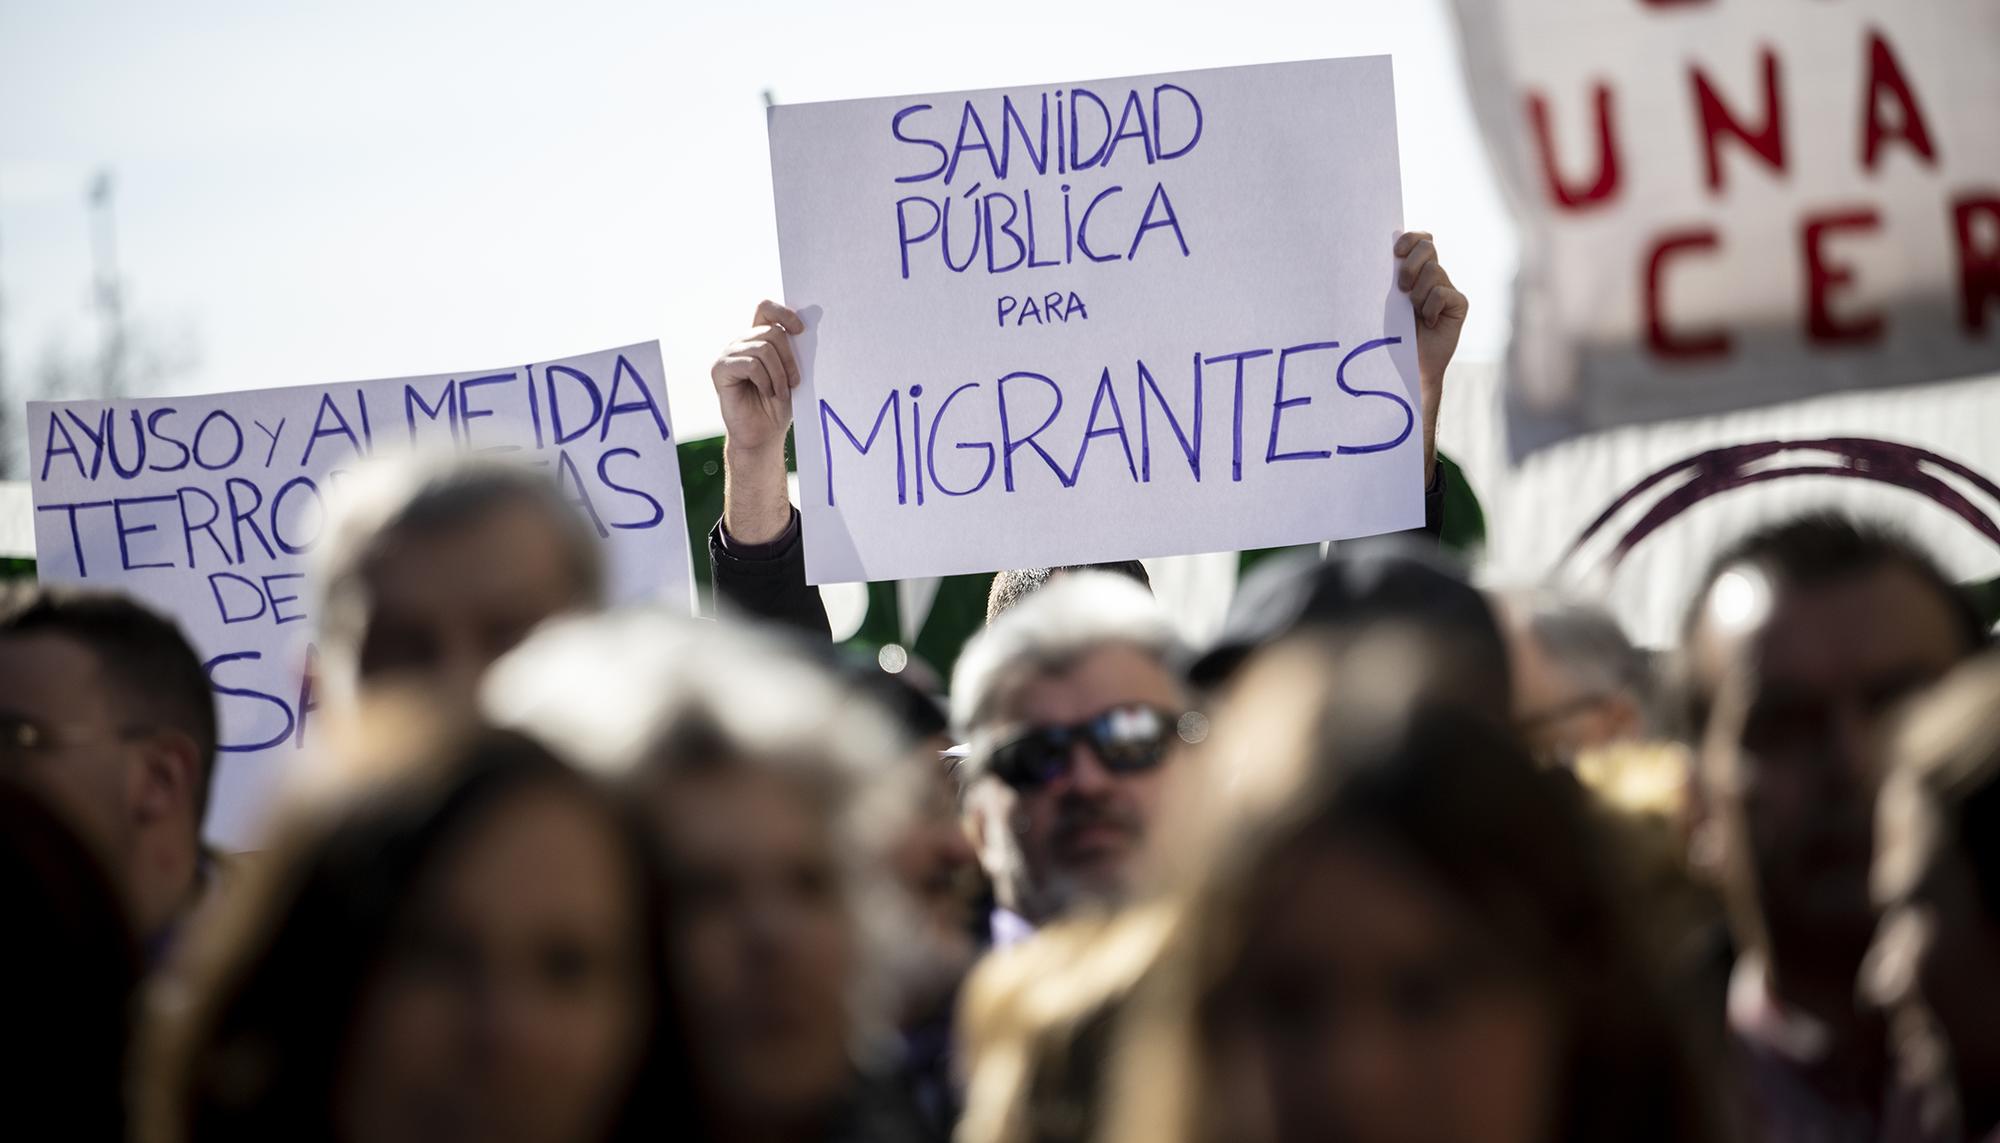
[0,585,217,957]
[949,572,1195,943]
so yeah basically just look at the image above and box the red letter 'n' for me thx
[1693,48,1786,192]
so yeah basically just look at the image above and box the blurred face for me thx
[888,739,983,999]
[340,785,649,1143]
[0,631,197,938]
[969,644,1186,925]
[652,767,855,1129]
[0,634,134,861]
[354,503,589,712]
[1695,565,1967,982]
[1213,836,1560,1143]
[1507,631,1639,766]
[1866,781,2000,1114]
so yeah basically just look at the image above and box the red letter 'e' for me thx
[1956,195,2000,336]
[1803,208,1884,345]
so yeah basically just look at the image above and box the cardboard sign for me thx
[28,341,691,845]
[1449,0,2000,458]
[767,56,1425,584]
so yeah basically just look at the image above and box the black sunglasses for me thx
[983,704,1204,792]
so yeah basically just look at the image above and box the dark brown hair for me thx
[1112,644,1720,1143]
[1678,511,1988,734]
[147,726,696,1143]
[0,776,141,1140]
[0,584,219,827]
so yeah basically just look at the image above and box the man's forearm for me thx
[722,440,794,545]
[1420,370,1443,488]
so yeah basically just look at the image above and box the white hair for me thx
[480,608,918,1061]
[1501,588,1657,725]
[312,449,602,703]
[480,609,885,778]
[950,571,1185,742]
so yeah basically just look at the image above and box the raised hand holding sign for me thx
[767,57,1430,584]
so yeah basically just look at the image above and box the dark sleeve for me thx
[707,509,833,640]
[1421,464,1446,541]
[1329,466,1445,559]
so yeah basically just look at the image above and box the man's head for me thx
[1190,543,1513,723]
[1866,655,2000,1133]
[986,561,1151,625]
[1682,513,1985,999]
[315,456,604,714]
[953,573,1191,926]
[1499,590,1654,765]
[0,585,215,941]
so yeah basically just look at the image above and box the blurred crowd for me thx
[4,239,1999,1143]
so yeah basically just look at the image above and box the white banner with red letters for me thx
[1450,0,2000,458]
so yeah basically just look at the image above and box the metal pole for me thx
[0,217,9,403]
[88,169,126,399]
[0,217,10,476]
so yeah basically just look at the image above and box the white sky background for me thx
[0,0,1517,444]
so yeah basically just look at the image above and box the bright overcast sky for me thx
[0,0,1517,443]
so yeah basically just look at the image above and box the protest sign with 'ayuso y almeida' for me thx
[28,341,692,845]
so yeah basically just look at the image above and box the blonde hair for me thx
[956,905,1178,1143]
[1881,652,2000,915]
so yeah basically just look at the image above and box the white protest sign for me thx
[767,57,1424,584]
[28,341,692,845]
[1449,0,2000,458]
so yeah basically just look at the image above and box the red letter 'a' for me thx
[1526,85,1622,210]
[1693,48,1786,192]
[1956,195,2000,335]
[1862,30,1938,171]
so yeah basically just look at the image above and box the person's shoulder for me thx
[828,1067,944,1143]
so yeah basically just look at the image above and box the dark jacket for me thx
[709,470,1450,641]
